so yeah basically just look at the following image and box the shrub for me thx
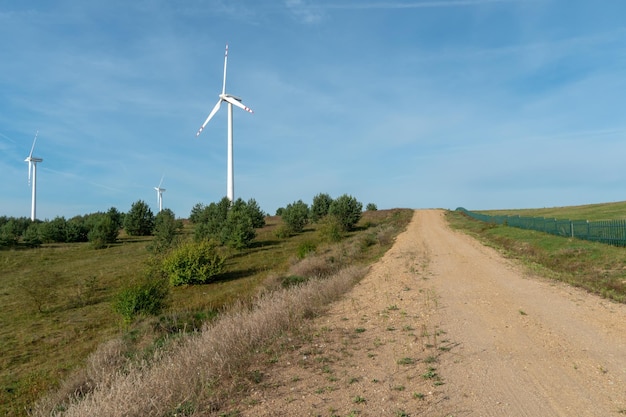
[162,241,225,286]
[366,203,378,211]
[318,215,344,242]
[281,200,309,234]
[113,277,169,323]
[124,200,155,236]
[274,224,290,239]
[280,275,309,288]
[297,240,317,259]
[328,194,363,231]
[310,193,333,223]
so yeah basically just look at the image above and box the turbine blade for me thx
[196,99,223,137]
[223,95,253,113]
[29,130,39,158]
[158,174,164,188]
[27,161,32,185]
[222,44,228,95]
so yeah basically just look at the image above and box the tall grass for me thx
[23,208,412,416]
[34,266,366,417]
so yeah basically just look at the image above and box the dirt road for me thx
[238,210,626,416]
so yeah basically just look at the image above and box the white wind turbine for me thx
[154,175,166,212]
[196,43,253,202]
[25,131,43,221]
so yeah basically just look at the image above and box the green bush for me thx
[318,215,344,242]
[280,275,309,288]
[274,224,290,239]
[162,241,225,286]
[328,194,363,231]
[114,277,169,323]
[297,240,317,259]
[366,203,378,211]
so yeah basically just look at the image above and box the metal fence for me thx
[456,207,626,247]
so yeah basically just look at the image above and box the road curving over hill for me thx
[238,209,626,416]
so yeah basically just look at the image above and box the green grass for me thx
[447,208,626,303]
[475,200,626,221]
[0,209,413,417]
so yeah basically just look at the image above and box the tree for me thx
[124,200,155,236]
[193,198,230,242]
[245,198,266,229]
[22,223,42,248]
[0,220,21,248]
[88,213,119,249]
[310,193,333,223]
[328,194,363,231]
[107,207,124,229]
[192,197,263,249]
[221,200,256,249]
[282,200,310,234]
[366,203,378,211]
[39,216,68,243]
[149,209,182,253]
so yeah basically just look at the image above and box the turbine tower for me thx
[154,175,166,212]
[25,131,43,221]
[196,43,253,202]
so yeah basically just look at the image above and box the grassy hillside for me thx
[447,206,626,303]
[0,209,413,417]
[476,200,626,220]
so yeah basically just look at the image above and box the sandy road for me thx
[238,209,626,416]
[418,209,626,416]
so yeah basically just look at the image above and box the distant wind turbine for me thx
[24,131,43,221]
[154,175,166,212]
[196,43,253,202]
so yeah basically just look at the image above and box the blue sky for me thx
[2,0,626,219]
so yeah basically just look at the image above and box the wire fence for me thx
[456,207,626,247]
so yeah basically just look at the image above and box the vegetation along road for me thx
[236,210,626,416]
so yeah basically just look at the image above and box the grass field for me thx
[475,200,626,220]
[0,209,413,417]
[446,206,626,303]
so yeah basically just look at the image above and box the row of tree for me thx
[277,193,371,235]
[0,201,177,249]
[1,193,374,251]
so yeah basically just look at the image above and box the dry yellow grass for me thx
[32,266,367,416]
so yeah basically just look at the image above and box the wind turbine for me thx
[25,131,43,221]
[196,43,253,202]
[154,175,166,212]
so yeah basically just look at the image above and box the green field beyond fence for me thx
[457,208,626,247]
